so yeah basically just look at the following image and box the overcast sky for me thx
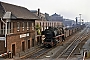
[0,0,90,22]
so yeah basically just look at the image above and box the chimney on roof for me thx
[38,8,40,16]
[76,17,78,25]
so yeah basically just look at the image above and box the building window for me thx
[48,22,49,27]
[7,22,11,34]
[50,22,51,26]
[40,22,41,31]
[1,22,5,34]
[52,23,53,27]
[32,23,34,30]
[54,23,56,27]
[11,22,13,33]
[27,22,29,30]
[22,22,25,31]
[43,22,44,30]
[17,22,20,32]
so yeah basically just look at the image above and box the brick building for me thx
[0,2,64,57]
[0,2,39,56]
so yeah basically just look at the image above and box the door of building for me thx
[28,40,30,49]
[32,39,34,47]
[12,44,15,56]
[37,37,39,45]
[22,42,25,51]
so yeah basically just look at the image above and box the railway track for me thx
[23,46,54,59]
[56,27,89,60]
[21,27,89,59]
[29,48,47,59]
[20,46,42,59]
[29,28,87,59]
[38,28,87,59]
[23,30,81,59]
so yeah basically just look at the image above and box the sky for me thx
[0,0,90,22]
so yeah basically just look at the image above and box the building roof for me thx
[51,13,60,16]
[30,10,37,13]
[0,2,39,20]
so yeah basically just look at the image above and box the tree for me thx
[35,24,41,35]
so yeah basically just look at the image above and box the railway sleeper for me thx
[61,55,69,57]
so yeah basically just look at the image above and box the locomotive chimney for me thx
[38,8,40,16]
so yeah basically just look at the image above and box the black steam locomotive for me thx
[41,27,65,48]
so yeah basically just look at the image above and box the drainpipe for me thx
[5,20,8,47]
[1,18,7,47]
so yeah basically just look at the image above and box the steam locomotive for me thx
[41,27,65,48]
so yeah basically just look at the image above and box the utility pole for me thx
[79,14,82,25]
[75,17,78,25]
